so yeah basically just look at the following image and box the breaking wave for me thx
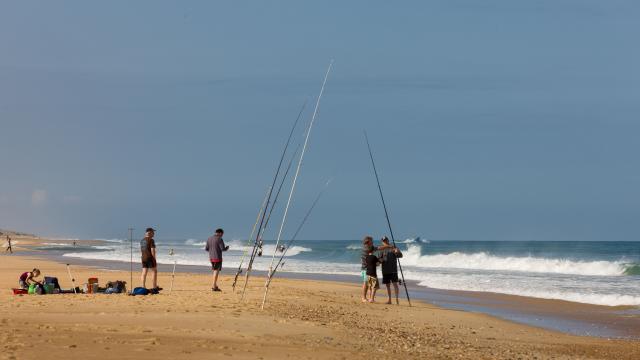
[185,239,206,247]
[403,245,637,277]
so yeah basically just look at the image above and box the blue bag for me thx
[131,287,149,296]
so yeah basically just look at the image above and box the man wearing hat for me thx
[141,227,160,290]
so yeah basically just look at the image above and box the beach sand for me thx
[1,239,640,359]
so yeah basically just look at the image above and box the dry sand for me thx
[1,240,640,359]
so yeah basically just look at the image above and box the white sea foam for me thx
[93,245,117,250]
[261,244,312,257]
[47,237,80,241]
[94,238,126,243]
[346,244,360,250]
[402,245,630,276]
[226,240,311,257]
[413,272,640,306]
[185,239,206,247]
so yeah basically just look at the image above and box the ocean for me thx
[43,238,640,307]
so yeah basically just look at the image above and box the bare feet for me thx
[368,299,375,303]
[361,298,368,303]
[385,300,392,304]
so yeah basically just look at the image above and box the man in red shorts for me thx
[205,228,229,292]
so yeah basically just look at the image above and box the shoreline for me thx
[7,237,640,340]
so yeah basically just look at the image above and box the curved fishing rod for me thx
[261,179,332,309]
[266,60,333,288]
[231,185,271,291]
[364,131,412,307]
[240,100,307,299]
[254,143,301,255]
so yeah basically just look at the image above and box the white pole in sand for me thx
[128,227,134,293]
[169,248,176,294]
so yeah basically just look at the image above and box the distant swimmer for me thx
[140,227,161,291]
[205,228,229,292]
[5,235,12,254]
[379,236,403,305]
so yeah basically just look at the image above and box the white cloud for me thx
[31,189,48,207]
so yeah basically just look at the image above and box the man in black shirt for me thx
[380,236,403,304]
[140,227,159,290]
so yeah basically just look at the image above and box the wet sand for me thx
[2,238,640,359]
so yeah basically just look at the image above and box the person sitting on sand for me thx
[5,235,12,253]
[141,227,161,291]
[205,228,229,292]
[379,236,403,305]
[19,268,41,289]
[364,249,381,303]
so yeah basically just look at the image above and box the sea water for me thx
[48,238,640,307]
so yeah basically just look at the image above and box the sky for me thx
[1,1,639,241]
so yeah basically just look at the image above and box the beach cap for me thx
[381,236,390,243]
[145,227,156,233]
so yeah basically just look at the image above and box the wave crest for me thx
[403,245,636,276]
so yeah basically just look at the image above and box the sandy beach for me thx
[1,237,639,360]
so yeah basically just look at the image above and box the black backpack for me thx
[44,276,61,290]
[105,280,127,294]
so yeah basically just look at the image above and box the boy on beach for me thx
[19,268,41,289]
[380,236,403,304]
[205,228,229,292]
[364,249,381,302]
[140,227,160,290]
[361,236,374,302]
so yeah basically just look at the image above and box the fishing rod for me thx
[233,144,300,291]
[168,248,177,294]
[261,179,332,309]
[231,185,271,291]
[364,131,412,307]
[254,144,301,254]
[265,60,333,290]
[239,100,307,299]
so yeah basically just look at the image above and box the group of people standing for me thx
[139,227,403,302]
[139,227,229,292]
[361,235,403,304]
